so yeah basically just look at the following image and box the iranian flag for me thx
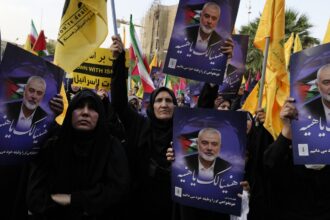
[129,15,155,93]
[29,20,38,46]
[24,20,39,53]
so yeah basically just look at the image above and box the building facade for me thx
[141,2,178,64]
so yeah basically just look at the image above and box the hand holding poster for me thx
[172,108,246,215]
[163,0,240,84]
[290,43,330,164]
[219,34,249,96]
[0,44,64,164]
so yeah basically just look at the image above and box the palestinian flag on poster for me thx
[297,79,319,102]
[5,78,27,100]
[184,3,204,25]
[179,130,199,154]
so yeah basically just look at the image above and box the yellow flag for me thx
[136,82,144,99]
[54,0,108,73]
[243,0,288,139]
[284,33,294,68]
[23,36,37,55]
[241,74,246,86]
[130,78,136,92]
[293,33,302,53]
[322,20,330,44]
[55,83,69,125]
[149,52,158,71]
[242,82,261,112]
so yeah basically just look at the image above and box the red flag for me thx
[131,64,139,75]
[255,71,261,81]
[32,30,46,52]
[178,77,187,94]
[129,45,135,60]
[245,73,251,91]
[173,83,179,96]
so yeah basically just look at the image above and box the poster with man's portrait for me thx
[172,107,246,215]
[219,34,248,97]
[150,67,166,89]
[0,44,64,164]
[290,43,330,164]
[163,0,240,84]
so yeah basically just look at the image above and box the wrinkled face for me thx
[198,131,221,162]
[72,101,99,131]
[217,100,231,111]
[23,80,46,111]
[200,5,220,34]
[153,91,175,120]
[317,67,330,103]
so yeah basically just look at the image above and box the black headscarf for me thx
[146,87,177,170]
[54,89,111,191]
[59,89,107,145]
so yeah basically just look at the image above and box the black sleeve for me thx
[111,52,129,112]
[26,139,60,215]
[70,138,130,215]
[263,133,292,172]
[230,94,243,110]
[111,51,145,133]
[197,83,219,108]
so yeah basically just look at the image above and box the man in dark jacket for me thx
[5,75,47,131]
[304,63,330,124]
[184,127,231,180]
[185,2,224,54]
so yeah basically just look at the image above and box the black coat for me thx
[304,97,327,122]
[6,100,47,127]
[184,154,231,179]
[185,25,223,52]
[111,52,177,220]
[264,134,330,220]
[27,90,130,220]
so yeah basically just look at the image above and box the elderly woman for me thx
[27,89,130,220]
[110,35,178,219]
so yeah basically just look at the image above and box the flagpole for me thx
[111,0,118,35]
[256,37,270,126]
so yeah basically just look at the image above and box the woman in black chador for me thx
[27,89,130,220]
[110,35,177,220]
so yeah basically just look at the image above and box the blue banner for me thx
[163,0,240,84]
[0,44,64,164]
[290,43,330,164]
[172,107,246,215]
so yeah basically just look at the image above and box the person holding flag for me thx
[110,35,177,220]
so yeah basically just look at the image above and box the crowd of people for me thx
[1,35,330,220]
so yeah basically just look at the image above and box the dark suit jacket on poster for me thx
[5,101,47,128]
[185,25,224,52]
[184,153,231,179]
[304,97,327,122]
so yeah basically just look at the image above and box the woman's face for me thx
[153,91,175,120]
[72,101,99,131]
[217,100,231,111]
